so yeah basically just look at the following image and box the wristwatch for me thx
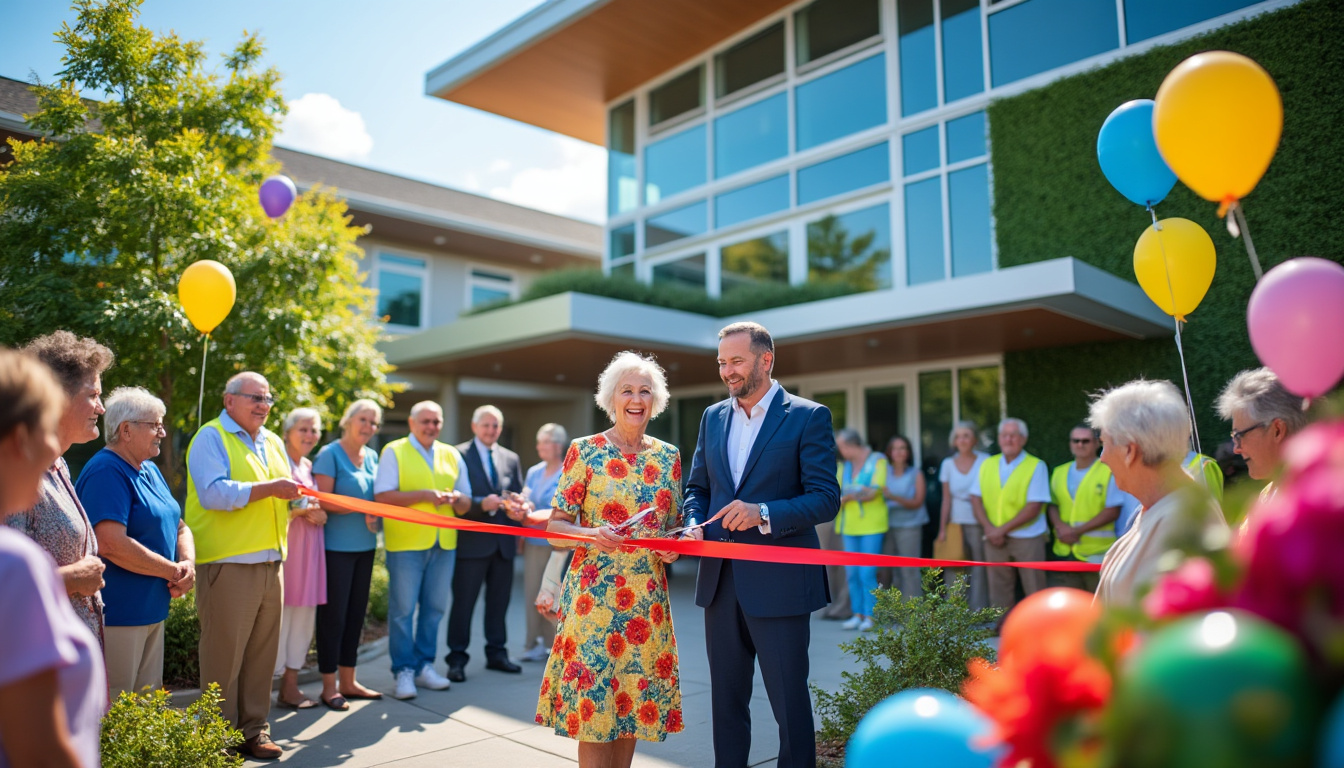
[758,502,770,526]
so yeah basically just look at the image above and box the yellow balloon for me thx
[1153,51,1282,207]
[1133,218,1216,322]
[178,260,236,334]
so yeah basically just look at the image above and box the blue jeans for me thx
[386,547,456,674]
[843,533,885,617]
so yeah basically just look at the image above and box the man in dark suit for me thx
[446,404,525,681]
[682,322,841,768]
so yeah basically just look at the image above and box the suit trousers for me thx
[959,524,990,612]
[984,533,1048,610]
[705,561,816,768]
[815,522,850,619]
[197,561,283,740]
[446,551,514,666]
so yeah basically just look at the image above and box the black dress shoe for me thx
[447,665,466,683]
[485,658,522,674]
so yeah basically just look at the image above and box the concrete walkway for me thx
[254,557,863,766]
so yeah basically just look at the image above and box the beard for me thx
[725,357,768,399]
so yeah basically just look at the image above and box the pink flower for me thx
[1142,557,1226,621]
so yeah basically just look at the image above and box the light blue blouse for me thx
[885,466,928,528]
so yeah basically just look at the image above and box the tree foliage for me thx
[0,0,396,482]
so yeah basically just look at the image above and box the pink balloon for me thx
[1247,257,1344,397]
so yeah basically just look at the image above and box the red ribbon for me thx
[302,489,1101,573]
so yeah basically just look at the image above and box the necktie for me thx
[487,447,499,490]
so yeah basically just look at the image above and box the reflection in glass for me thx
[918,370,954,466]
[721,232,790,296]
[378,270,422,327]
[649,66,704,125]
[798,142,890,205]
[1124,0,1256,43]
[807,203,892,292]
[715,175,790,229]
[676,395,717,462]
[898,0,937,116]
[796,54,886,151]
[715,93,788,179]
[904,177,944,285]
[988,0,1118,86]
[471,284,511,308]
[610,224,636,260]
[958,365,1002,451]
[902,126,940,176]
[380,253,425,268]
[941,0,984,102]
[716,22,785,97]
[646,201,708,248]
[610,260,636,281]
[608,100,637,215]
[813,391,848,429]
[946,111,987,163]
[795,0,881,66]
[949,163,993,277]
[645,125,706,204]
[652,252,708,292]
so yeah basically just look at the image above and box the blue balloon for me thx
[1321,689,1344,768]
[1097,99,1178,207]
[847,688,1001,768]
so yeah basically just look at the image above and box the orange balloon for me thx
[999,587,1101,663]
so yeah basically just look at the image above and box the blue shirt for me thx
[312,442,379,552]
[522,461,562,547]
[76,448,181,626]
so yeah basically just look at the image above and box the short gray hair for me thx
[339,398,383,430]
[1089,379,1189,466]
[225,371,267,395]
[1216,367,1312,435]
[283,407,323,436]
[537,422,569,447]
[409,400,442,420]
[472,404,504,425]
[835,428,865,447]
[104,387,165,446]
[998,417,1028,438]
[948,420,977,448]
[594,351,669,423]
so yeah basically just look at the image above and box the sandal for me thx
[339,689,383,700]
[321,694,350,711]
[277,696,319,710]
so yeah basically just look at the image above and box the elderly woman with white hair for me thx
[76,386,194,697]
[1217,367,1315,509]
[274,407,327,709]
[515,422,570,662]
[1090,380,1226,607]
[537,351,684,767]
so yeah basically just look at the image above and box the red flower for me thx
[580,563,600,589]
[601,501,629,525]
[655,488,673,513]
[626,616,652,645]
[606,459,628,479]
[615,587,636,612]
[593,434,608,447]
[552,692,564,714]
[666,708,683,732]
[643,463,661,484]
[566,712,581,736]
[552,635,564,653]
[575,593,594,616]
[563,661,584,682]
[562,482,586,507]
[562,636,578,661]
[579,698,596,722]
[535,714,544,724]
[611,677,620,690]
[606,632,626,657]
[570,547,587,568]
[651,603,665,626]
[540,677,551,696]
[615,692,633,717]
[672,456,682,482]
[646,577,657,593]
[614,575,626,587]
[637,678,649,691]
[638,701,659,725]
[563,445,580,473]
[577,666,596,691]
[655,653,676,679]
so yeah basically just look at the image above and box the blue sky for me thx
[0,0,607,222]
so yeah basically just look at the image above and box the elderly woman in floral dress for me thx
[537,351,684,768]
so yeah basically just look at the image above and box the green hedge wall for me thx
[990,0,1344,467]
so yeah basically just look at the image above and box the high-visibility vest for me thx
[185,419,291,564]
[835,455,890,536]
[1049,461,1117,561]
[978,453,1043,528]
[1185,453,1225,503]
[383,437,462,552]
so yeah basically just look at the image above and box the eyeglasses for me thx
[129,421,167,434]
[1070,438,1095,444]
[232,392,276,406]
[1230,422,1267,448]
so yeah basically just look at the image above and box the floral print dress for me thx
[536,434,685,742]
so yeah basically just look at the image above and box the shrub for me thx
[812,570,1002,746]
[101,684,243,768]
[163,592,201,688]
[368,548,389,623]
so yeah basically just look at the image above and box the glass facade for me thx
[610,224,636,260]
[652,252,708,292]
[716,22,785,98]
[1125,0,1258,43]
[949,164,993,277]
[988,0,1118,87]
[795,0,881,66]
[378,271,422,328]
[649,66,703,125]
[897,0,937,116]
[903,177,944,285]
[941,0,984,102]
[795,54,887,151]
[721,232,789,296]
[902,126,939,176]
[807,203,891,291]
[797,142,889,206]
[715,174,790,229]
[608,100,637,215]
[715,93,789,179]
[646,201,708,249]
[645,125,706,204]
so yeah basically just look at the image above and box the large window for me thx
[798,142,890,206]
[721,232,789,296]
[898,0,985,116]
[1123,0,1258,43]
[795,54,887,151]
[608,100,637,215]
[376,252,426,329]
[715,22,785,98]
[902,111,991,285]
[652,252,708,293]
[649,66,704,126]
[646,201,708,249]
[807,203,892,292]
[714,92,789,179]
[645,125,706,204]
[468,267,517,309]
[987,0,1118,87]
[795,0,881,66]
[715,174,790,229]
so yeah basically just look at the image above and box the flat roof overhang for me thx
[381,258,1173,388]
[425,0,793,144]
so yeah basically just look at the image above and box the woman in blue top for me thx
[312,399,385,709]
[515,423,568,662]
[879,434,926,601]
[78,387,194,696]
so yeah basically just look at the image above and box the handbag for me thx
[933,522,966,561]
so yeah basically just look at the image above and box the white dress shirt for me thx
[726,379,781,532]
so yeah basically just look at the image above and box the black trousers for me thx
[315,549,375,674]
[445,552,513,666]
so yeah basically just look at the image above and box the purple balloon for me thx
[259,174,297,219]
[1247,257,1344,397]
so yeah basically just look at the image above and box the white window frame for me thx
[375,250,429,332]
[465,264,520,309]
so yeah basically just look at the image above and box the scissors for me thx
[611,506,655,533]
[663,516,718,538]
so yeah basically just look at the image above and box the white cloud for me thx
[278,93,374,162]
[486,139,606,222]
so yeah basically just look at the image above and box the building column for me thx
[438,376,460,443]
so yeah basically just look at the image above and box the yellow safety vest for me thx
[383,437,462,552]
[185,419,291,564]
[1185,453,1225,503]
[978,453,1043,528]
[835,455,890,536]
[1050,461,1117,561]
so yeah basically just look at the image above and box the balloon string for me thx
[197,334,210,429]
[1231,203,1265,281]
[1150,205,1203,458]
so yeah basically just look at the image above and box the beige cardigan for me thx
[1094,485,1226,608]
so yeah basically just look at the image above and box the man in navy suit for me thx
[682,321,841,768]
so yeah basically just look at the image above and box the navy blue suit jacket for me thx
[683,386,841,617]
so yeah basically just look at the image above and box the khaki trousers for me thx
[105,621,165,697]
[522,543,558,651]
[1048,569,1102,593]
[984,533,1048,611]
[959,524,991,612]
[197,561,283,740]
[816,522,851,619]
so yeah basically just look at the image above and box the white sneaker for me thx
[416,663,452,691]
[841,615,863,630]
[858,617,875,632]
[520,638,550,662]
[394,669,417,700]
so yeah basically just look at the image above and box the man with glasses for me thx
[185,371,302,761]
[1045,425,1122,592]
[969,417,1051,613]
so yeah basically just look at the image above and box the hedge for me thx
[989,0,1344,467]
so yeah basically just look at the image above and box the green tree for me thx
[0,0,396,482]
[806,214,889,291]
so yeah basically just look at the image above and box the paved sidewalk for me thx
[250,557,863,766]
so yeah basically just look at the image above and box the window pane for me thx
[470,284,511,308]
[721,232,789,296]
[645,125,706,204]
[897,0,937,116]
[610,260,636,281]
[941,0,984,102]
[471,268,513,285]
[864,384,905,456]
[958,365,1002,451]
[949,163,993,277]
[646,201,708,248]
[918,370,954,466]
[652,252,708,292]
[798,142,890,205]
[380,253,425,268]
[716,22,786,98]
[1125,0,1256,44]
[902,126,940,176]
[946,111,986,163]
[649,66,704,125]
[715,174,790,229]
[676,395,717,466]
[807,202,892,292]
[715,93,789,179]
[813,390,848,428]
[378,270,422,327]
[795,0,881,65]
[610,224,636,260]
[608,100,638,215]
[904,177,945,285]
[796,54,887,151]
[988,0,1118,87]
